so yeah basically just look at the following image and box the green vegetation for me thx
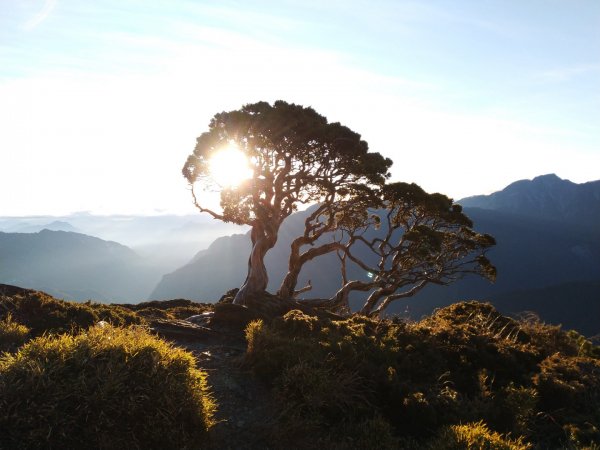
[1,287,598,448]
[0,289,142,335]
[0,324,214,450]
[245,302,600,448]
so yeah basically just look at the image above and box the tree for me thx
[299,182,496,315]
[182,101,392,305]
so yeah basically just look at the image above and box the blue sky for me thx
[1,0,598,215]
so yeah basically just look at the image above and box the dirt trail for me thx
[151,317,277,449]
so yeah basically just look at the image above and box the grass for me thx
[427,421,531,450]
[117,299,213,321]
[0,324,215,450]
[0,289,142,336]
[0,313,29,353]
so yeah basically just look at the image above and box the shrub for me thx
[532,353,600,446]
[0,313,30,352]
[275,360,371,425]
[427,421,531,450]
[0,290,143,335]
[519,314,597,360]
[0,324,214,450]
[321,416,401,450]
[244,302,600,448]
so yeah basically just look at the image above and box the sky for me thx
[1,0,599,216]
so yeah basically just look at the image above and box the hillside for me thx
[0,213,244,272]
[459,174,600,231]
[0,230,163,301]
[1,285,598,449]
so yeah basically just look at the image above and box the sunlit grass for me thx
[0,324,215,449]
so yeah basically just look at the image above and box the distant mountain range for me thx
[0,213,246,291]
[459,174,600,231]
[151,174,600,336]
[0,229,159,301]
[0,213,245,269]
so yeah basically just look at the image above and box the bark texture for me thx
[234,221,278,305]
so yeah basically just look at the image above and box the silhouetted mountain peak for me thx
[459,174,600,229]
[526,173,574,184]
[40,220,79,233]
[533,173,562,182]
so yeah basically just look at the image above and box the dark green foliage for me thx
[244,301,600,448]
[0,289,143,336]
[0,324,214,450]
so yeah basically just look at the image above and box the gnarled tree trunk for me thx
[277,241,344,299]
[234,220,278,305]
[276,236,305,299]
[297,280,371,313]
[359,288,390,315]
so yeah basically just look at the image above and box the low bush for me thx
[533,353,600,447]
[0,324,214,450]
[244,301,600,448]
[0,290,142,336]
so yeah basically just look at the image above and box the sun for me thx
[209,144,253,187]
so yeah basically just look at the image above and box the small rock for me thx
[186,313,213,325]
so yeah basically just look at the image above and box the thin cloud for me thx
[22,0,57,31]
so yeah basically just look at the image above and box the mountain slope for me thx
[459,173,600,229]
[490,281,600,337]
[0,230,162,301]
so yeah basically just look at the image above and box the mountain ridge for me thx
[459,173,600,229]
[0,229,162,301]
